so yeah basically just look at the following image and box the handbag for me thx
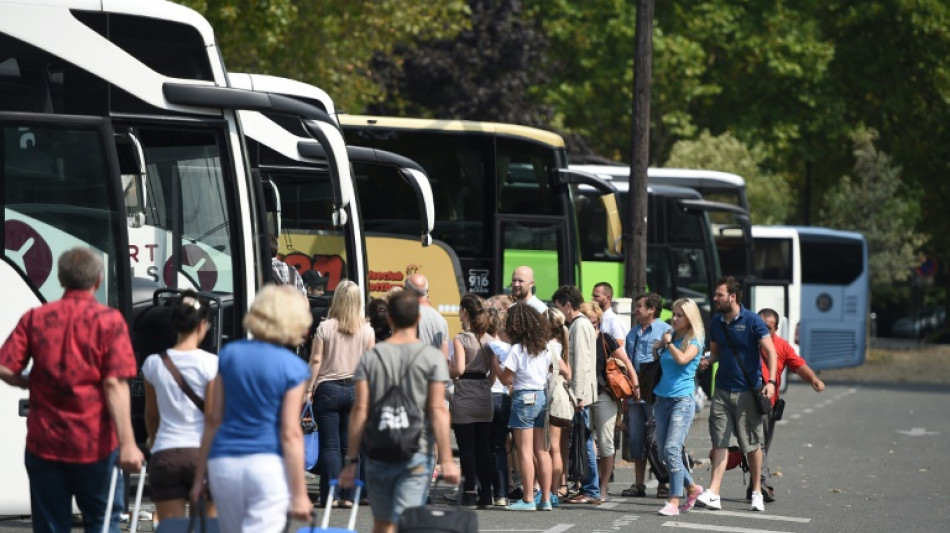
[636,348,662,404]
[547,349,577,428]
[719,321,771,416]
[301,401,319,471]
[602,334,635,400]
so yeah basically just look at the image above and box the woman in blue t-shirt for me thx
[190,285,314,533]
[652,298,706,517]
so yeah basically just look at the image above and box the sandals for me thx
[621,483,646,497]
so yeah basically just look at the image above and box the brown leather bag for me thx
[603,335,635,400]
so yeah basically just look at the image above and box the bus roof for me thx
[339,115,566,148]
[1,0,226,110]
[570,164,747,187]
[753,225,866,243]
[230,73,337,121]
[580,180,703,199]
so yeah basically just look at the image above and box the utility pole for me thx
[624,0,653,298]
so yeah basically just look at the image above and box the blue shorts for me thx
[508,389,546,429]
[365,452,434,523]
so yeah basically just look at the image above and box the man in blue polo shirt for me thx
[621,293,671,499]
[696,276,778,513]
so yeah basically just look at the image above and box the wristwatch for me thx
[344,456,359,465]
[767,379,777,386]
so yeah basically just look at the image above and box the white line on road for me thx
[541,525,574,533]
[692,510,811,523]
[662,521,796,533]
[597,497,627,509]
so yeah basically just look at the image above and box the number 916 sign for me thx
[468,269,490,294]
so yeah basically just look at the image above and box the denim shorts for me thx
[508,389,546,429]
[365,452,434,523]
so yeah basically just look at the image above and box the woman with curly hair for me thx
[491,305,570,512]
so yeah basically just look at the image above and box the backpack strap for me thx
[160,351,205,412]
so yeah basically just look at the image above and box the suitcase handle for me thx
[102,463,147,533]
[314,479,364,532]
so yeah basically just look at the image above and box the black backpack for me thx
[362,346,426,462]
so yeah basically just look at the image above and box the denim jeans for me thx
[315,379,356,503]
[654,395,696,498]
[365,452,434,523]
[579,407,600,499]
[490,393,511,498]
[626,401,655,461]
[26,449,123,533]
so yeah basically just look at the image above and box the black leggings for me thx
[453,422,494,499]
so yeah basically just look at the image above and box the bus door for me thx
[1,114,131,515]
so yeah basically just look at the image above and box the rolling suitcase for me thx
[154,497,219,533]
[296,479,363,533]
[397,477,477,533]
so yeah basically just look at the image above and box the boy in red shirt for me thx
[755,309,825,503]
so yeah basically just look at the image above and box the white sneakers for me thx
[696,488,765,511]
[696,489,722,510]
[750,491,765,511]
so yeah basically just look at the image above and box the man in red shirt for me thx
[755,308,825,503]
[0,247,143,533]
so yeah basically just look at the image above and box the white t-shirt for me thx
[142,348,218,452]
[601,308,629,342]
[503,343,551,391]
[488,340,512,394]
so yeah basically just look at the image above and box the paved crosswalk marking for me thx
[662,521,795,533]
[541,525,574,533]
[691,510,811,523]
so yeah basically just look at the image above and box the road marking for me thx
[693,510,811,523]
[802,408,814,414]
[662,521,796,532]
[897,427,940,436]
[598,497,626,509]
[592,514,639,532]
[541,525,574,533]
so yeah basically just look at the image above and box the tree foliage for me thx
[665,131,792,225]
[367,0,552,125]
[174,0,949,308]
[817,128,923,288]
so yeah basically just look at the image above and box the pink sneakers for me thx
[680,485,703,513]
[658,502,680,516]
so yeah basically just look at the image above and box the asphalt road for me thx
[2,376,947,532]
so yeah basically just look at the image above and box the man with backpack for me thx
[340,290,459,533]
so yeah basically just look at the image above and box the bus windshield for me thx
[2,118,123,306]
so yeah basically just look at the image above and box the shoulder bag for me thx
[546,349,576,428]
[719,321,772,415]
[603,334,635,400]
[160,351,205,412]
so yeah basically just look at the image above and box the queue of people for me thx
[0,247,822,533]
